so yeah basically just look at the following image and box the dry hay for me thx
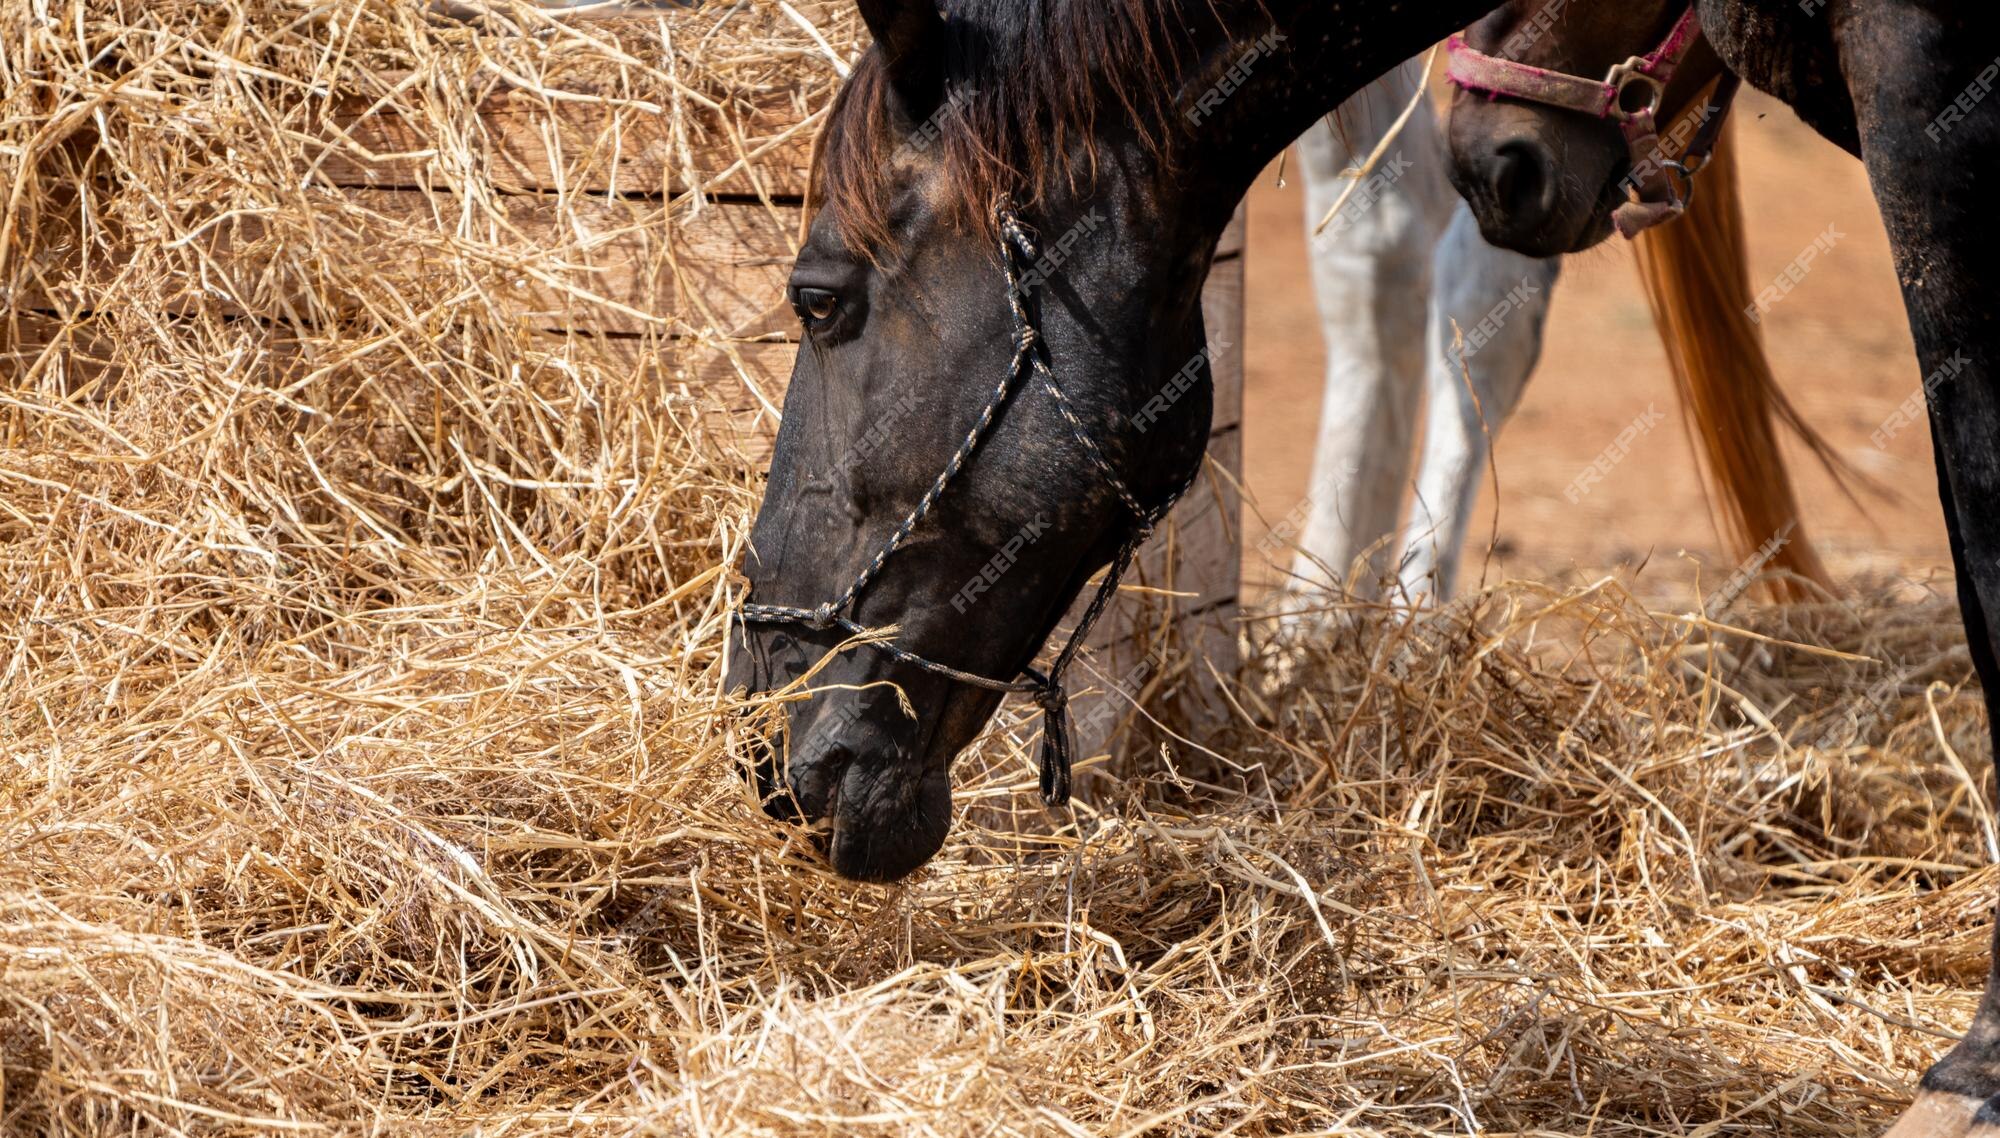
[0,2,1994,1134]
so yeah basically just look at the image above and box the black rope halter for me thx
[737,201,1203,808]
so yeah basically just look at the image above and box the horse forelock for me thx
[811,0,1207,253]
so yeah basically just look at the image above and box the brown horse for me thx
[1443,4,2000,1134]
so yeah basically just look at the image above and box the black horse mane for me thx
[813,0,1212,250]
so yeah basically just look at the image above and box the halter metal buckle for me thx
[1661,158,1698,210]
[1604,57,1665,124]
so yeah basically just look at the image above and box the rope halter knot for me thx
[1030,675,1073,807]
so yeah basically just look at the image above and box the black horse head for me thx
[728,0,1499,881]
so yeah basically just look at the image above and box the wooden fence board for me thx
[319,89,818,199]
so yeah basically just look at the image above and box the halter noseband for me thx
[737,202,1201,810]
[1446,6,1741,238]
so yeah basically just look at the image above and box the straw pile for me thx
[2,2,1993,1134]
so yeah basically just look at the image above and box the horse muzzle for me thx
[727,621,963,882]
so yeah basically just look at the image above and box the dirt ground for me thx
[1241,88,1955,600]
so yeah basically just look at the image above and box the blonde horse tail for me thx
[1633,116,1859,601]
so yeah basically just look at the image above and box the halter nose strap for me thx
[1445,5,1737,238]
[738,201,1204,809]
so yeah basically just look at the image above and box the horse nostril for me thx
[1491,141,1552,225]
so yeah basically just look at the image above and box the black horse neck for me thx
[1159,0,1505,235]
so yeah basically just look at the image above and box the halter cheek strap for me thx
[1446,6,1738,238]
[738,202,1202,810]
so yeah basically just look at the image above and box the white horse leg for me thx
[1284,61,1455,599]
[1399,203,1561,605]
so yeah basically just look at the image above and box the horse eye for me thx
[793,287,841,327]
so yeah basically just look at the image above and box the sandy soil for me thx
[1240,88,1954,601]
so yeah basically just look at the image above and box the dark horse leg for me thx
[1831,3,2000,1133]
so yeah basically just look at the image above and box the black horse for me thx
[1443,4,2000,1135]
[724,0,1503,882]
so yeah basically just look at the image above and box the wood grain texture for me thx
[318,81,819,199]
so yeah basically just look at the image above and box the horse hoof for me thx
[1883,1090,1988,1137]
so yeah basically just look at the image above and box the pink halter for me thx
[1446,7,1738,238]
